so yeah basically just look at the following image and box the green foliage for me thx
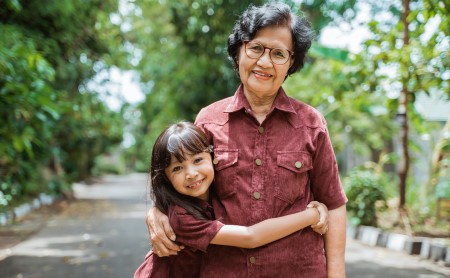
[284,53,396,160]
[344,169,388,226]
[353,0,449,210]
[92,152,126,176]
[0,0,127,209]
[436,180,450,199]
[125,0,363,168]
[434,157,450,199]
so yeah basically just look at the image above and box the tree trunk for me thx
[398,0,410,209]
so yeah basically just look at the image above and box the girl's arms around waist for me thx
[210,202,326,249]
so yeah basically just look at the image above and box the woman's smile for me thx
[252,70,273,80]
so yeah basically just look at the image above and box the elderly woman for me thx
[148,3,347,277]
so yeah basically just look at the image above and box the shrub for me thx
[92,153,126,176]
[344,169,387,226]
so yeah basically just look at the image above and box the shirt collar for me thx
[224,84,297,115]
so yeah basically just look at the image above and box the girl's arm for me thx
[210,204,322,249]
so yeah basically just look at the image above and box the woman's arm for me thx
[324,205,346,278]
[210,205,322,249]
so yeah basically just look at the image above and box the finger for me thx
[311,224,327,233]
[153,243,178,257]
[312,226,327,235]
[151,225,182,253]
[146,208,158,236]
[147,208,183,252]
[307,201,320,208]
[161,216,177,241]
[312,227,324,235]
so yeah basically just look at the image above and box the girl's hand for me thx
[307,201,329,235]
[146,207,184,256]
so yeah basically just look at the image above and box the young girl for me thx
[135,122,328,278]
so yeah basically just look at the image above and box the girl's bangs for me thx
[166,131,208,162]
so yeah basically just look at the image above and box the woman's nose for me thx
[257,50,273,66]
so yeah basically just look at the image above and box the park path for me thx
[0,173,151,278]
[0,173,449,278]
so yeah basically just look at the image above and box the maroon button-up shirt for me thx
[134,202,224,278]
[195,85,347,277]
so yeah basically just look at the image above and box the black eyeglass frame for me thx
[243,41,294,65]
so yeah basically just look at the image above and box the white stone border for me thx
[0,193,57,226]
[348,225,450,267]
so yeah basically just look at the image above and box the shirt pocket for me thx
[213,149,239,199]
[275,151,312,204]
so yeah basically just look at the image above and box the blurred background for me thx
[0,0,449,248]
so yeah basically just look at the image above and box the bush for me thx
[344,169,387,226]
[92,153,126,176]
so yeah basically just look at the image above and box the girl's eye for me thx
[172,166,182,172]
[194,157,203,164]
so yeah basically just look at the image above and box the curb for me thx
[0,193,58,226]
[348,225,450,267]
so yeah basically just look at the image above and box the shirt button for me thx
[255,159,262,166]
[295,161,302,168]
[253,192,261,200]
[249,256,256,264]
[213,158,219,165]
[258,126,264,134]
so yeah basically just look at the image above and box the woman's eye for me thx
[273,49,287,58]
[249,44,263,53]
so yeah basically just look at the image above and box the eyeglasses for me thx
[243,41,293,65]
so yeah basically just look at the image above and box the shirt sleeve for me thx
[169,206,224,253]
[310,127,348,210]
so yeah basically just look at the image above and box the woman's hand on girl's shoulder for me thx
[147,207,184,256]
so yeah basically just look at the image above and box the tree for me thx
[0,0,127,209]
[124,0,361,169]
[335,0,449,223]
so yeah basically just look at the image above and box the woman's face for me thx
[238,26,293,101]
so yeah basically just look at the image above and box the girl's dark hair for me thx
[227,2,315,76]
[150,121,212,220]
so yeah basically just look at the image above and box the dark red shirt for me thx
[195,85,348,277]
[134,202,224,278]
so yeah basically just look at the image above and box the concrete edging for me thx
[348,225,450,267]
[0,193,57,226]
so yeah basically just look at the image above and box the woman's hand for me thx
[307,201,329,235]
[146,207,183,256]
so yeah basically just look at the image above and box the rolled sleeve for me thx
[169,206,224,253]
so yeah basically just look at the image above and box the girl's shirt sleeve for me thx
[169,205,224,253]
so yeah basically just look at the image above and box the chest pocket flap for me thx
[213,149,238,199]
[214,149,238,170]
[277,151,312,174]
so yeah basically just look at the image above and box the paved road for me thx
[0,173,449,278]
[346,238,449,278]
[0,174,151,278]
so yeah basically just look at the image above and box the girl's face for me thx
[238,26,293,102]
[164,151,214,201]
